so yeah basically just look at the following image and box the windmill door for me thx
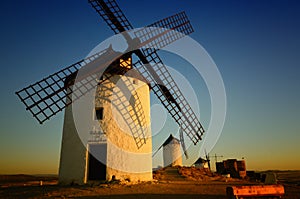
[87,143,107,181]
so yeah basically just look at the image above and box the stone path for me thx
[160,167,187,182]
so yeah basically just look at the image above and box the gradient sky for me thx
[0,0,299,174]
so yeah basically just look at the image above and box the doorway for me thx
[87,143,107,181]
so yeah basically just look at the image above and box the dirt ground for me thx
[0,168,299,199]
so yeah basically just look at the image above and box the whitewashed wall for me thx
[58,75,152,184]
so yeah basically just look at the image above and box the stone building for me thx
[216,159,246,178]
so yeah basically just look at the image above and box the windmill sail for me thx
[132,52,205,145]
[16,0,205,148]
[15,48,113,124]
[89,0,194,49]
[89,0,133,34]
[179,124,189,159]
[205,149,211,170]
[134,11,194,56]
[15,14,193,125]
[89,0,204,144]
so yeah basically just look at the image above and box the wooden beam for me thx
[226,185,284,198]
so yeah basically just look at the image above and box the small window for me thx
[133,79,137,85]
[120,57,132,69]
[95,107,104,120]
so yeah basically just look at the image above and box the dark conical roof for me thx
[194,157,208,164]
[162,134,180,146]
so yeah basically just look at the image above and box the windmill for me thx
[205,150,211,171]
[205,152,224,171]
[193,150,210,169]
[152,134,184,167]
[152,124,189,167]
[15,0,205,185]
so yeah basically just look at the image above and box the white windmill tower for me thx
[58,56,153,184]
[15,0,205,185]
[162,134,183,167]
[153,125,189,168]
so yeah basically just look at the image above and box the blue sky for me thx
[0,0,299,174]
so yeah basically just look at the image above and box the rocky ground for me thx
[0,167,299,198]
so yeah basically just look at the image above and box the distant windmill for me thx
[201,152,223,171]
[15,0,205,185]
[152,124,189,166]
[163,134,182,167]
[205,150,211,171]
